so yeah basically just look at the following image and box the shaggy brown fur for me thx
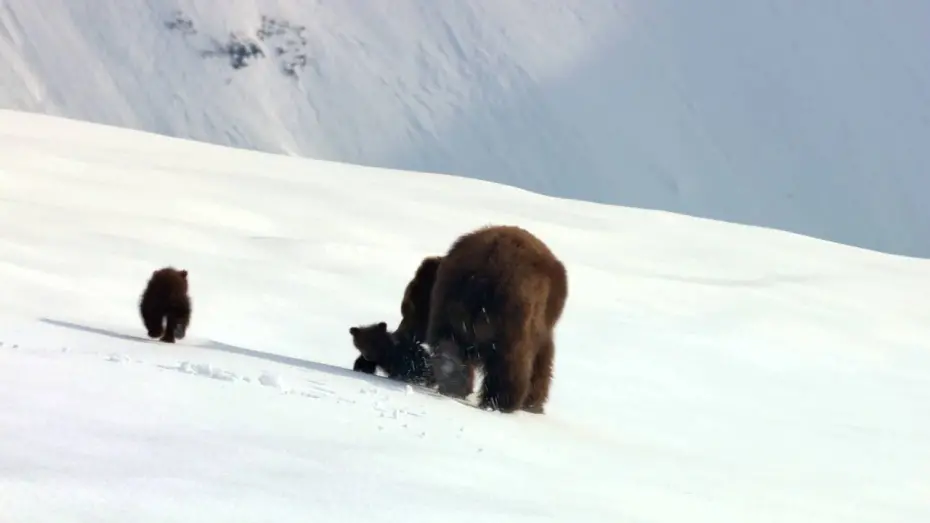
[414,224,568,414]
[395,256,443,346]
[139,266,192,343]
[349,321,435,386]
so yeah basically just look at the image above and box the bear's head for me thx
[153,266,189,292]
[349,321,393,362]
[395,256,442,346]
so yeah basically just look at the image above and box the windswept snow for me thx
[0,111,928,522]
[0,1,929,255]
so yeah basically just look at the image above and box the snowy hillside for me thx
[1,1,929,257]
[1,111,928,522]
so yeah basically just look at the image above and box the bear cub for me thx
[349,321,434,387]
[139,266,192,343]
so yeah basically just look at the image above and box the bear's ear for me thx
[349,326,359,336]
[377,321,387,331]
[179,270,188,279]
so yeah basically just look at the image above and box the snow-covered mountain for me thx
[0,0,928,256]
[1,110,928,522]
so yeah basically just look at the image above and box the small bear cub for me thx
[139,266,191,343]
[349,321,434,387]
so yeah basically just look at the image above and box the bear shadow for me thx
[197,340,450,395]
[197,338,363,381]
[38,317,371,383]
[39,318,154,343]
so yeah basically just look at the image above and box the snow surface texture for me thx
[1,110,929,522]
[0,0,929,256]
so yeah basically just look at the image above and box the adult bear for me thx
[397,225,567,414]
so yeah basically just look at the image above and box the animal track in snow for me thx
[258,371,285,389]
[174,361,240,382]
[303,380,336,397]
[10,332,448,420]
[106,353,130,363]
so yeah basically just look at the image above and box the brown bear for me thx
[349,321,435,387]
[398,224,568,414]
[139,266,192,343]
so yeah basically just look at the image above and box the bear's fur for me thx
[402,225,567,414]
[395,256,443,346]
[139,266,192,343]
[349,321,435,386]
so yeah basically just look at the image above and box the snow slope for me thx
[1,1,929,257]
[1,110,929,522]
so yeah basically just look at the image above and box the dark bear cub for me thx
[349,321,434,387]
[139,266,192,343]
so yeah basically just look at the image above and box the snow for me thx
[0,1,929,256]
[0,110,929,522]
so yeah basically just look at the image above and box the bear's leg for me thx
[411,346,438,386]
[430,339,473,398]
[161,307,186,343]
[426,303,474,397]
[173,309,191,340]
[522,334,555,414]
[463,361,476,395]
[478,335,534,413]
[353,356,378,374]
[141,308,164,339]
